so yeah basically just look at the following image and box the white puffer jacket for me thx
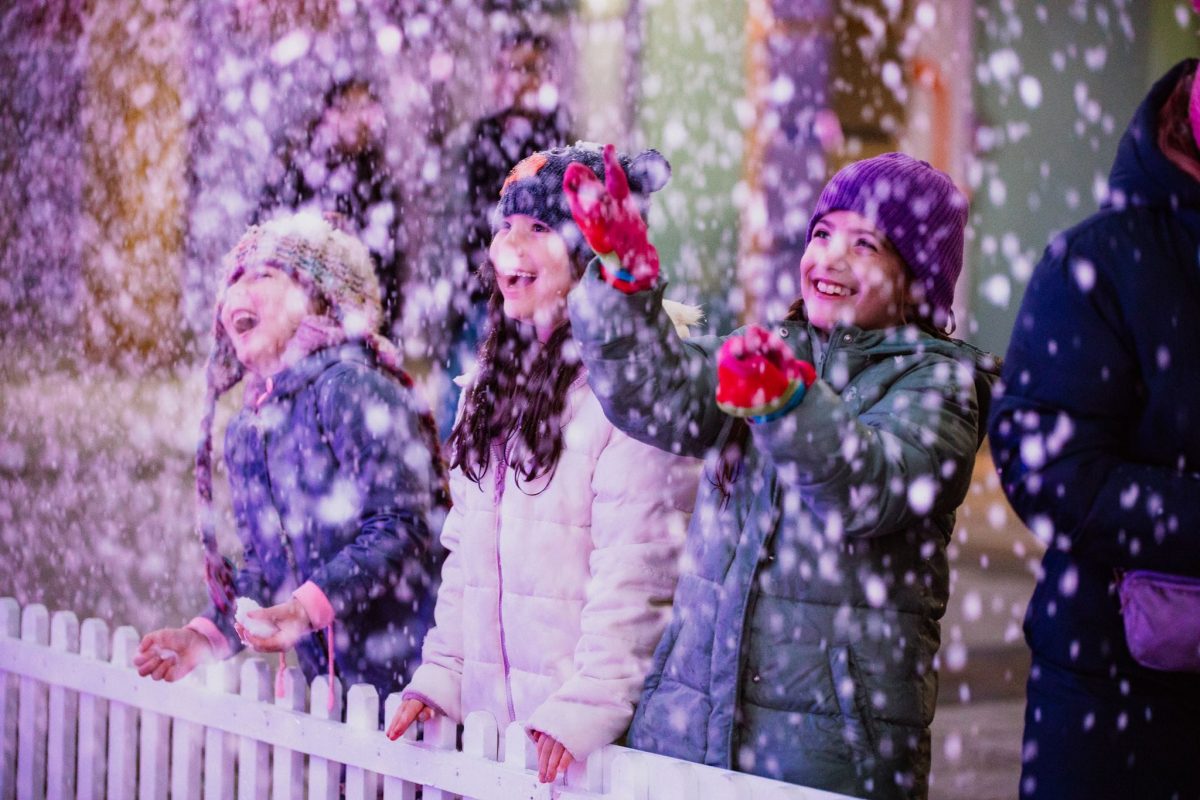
[404,356,700,759]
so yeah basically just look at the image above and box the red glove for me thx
[716,325,816,423]
[563,144,660,293]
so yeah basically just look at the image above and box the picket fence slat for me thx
[46,611,79,800]
[136,629,169,800]
[345,685,380,800]
[0,599,863,800]
[77,618,110,800]
[202,661,238,800]
[270,667,305,800]
[18,604,50,800]
[168,702,202,800]
[382,693,416,800]
[0,598,20,800]
[308,675,343,800]
[423,713,458,800]
[105,627,140,800]
[237,660,271,800]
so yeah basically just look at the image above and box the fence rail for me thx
[0,598,857,800]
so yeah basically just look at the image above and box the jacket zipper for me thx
[492,440,518,723]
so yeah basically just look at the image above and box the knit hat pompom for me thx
[493,142,671,272]
[804,152,967,330]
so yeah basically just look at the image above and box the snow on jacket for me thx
[568,270,999,799]
[989,59,1200,682]
[197,343,444,699]
[402,358,700,760]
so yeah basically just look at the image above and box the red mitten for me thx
[563,144,660,293]
[716,325,816,423]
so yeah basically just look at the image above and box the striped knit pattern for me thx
[805,152,967,326]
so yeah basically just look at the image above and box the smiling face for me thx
[489,214,575,341]
[219,264,315,377]
[799,209,912,333]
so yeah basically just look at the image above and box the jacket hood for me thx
[1107,58,1200,211]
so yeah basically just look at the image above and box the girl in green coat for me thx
[561,148,998,799]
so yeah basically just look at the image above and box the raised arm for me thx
[564,144,729,456]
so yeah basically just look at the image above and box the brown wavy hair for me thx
[447,260,586,492]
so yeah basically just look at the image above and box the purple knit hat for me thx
[804,152,967,329]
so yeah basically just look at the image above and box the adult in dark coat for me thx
[989,58,1200,799]
[256,80,407,332]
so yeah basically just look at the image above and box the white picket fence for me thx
[0,598,858,800]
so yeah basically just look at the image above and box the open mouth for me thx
[229,309,259,335]
[814,279,855,298]
[499,270,537,290]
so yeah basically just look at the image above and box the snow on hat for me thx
[495,142,671,269]
[804,152,968,330]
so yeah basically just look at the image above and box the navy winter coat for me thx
[988,59,1200,799]
[201,343,443,699]
[990,60,1200,678]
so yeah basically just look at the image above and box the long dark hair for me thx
[447,263,586,492]
[710,295,952,501]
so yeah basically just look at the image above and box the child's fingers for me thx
[542,740,568,783]
[134,655,160,677]
[151,659,172,682]
[386,700,424,740]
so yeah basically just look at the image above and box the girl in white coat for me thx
[386,144,699,782]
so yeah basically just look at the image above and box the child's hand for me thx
[531,730,574,783]
[716,325,816,423]
[385,698,435,740]
[134,627,212,682]
[562,144,660,294]
[235,598,312,653]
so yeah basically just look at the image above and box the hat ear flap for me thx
[627,149,671,194]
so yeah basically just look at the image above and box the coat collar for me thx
[1107,58,1200,212]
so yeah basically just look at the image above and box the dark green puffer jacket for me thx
[568,268,999,800]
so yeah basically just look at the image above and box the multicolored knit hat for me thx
[804,152,968,330]
[197,212,448,614]
[495,142,670,272]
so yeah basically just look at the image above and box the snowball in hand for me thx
[235,597,279,638]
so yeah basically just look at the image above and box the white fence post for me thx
[17,604,50,800]
[236,660,271,800]
[462,712,499,800]
[461,711,498,763]
[137,635,169,800]
[105,627,139,800]
[46,611,79,800]
[381,693,416,800]
[609,751,649,800]
[307,675,343,800]
[168,675,203,800]
[344,685,380,800]
[202,661,239,800]
[270,667,305,800]
[568,743,611,793]
[77,618,110,800]
[422,714,459,800]
[231,662,270,800]
[0,598,20,800]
